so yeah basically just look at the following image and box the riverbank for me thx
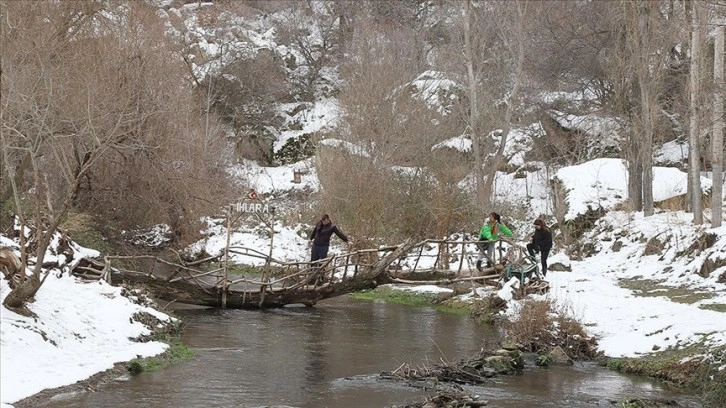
[10,338,194,408]
[0,232,178,408]
[3,269,720,408]
[10,362,130,408]
[351,283,721,407]
[12,293,696,408]
[2,207,724,408]
[360,260,725,407]
[4,294,191,408]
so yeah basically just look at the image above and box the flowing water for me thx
[39,296,701,408]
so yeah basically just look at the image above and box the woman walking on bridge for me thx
[309,214,351,263]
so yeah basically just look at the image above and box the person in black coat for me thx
[526,219,553,277]
[309,213,350,263]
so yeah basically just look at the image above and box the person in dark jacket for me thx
[309,214,350,263]
[526,219,553,276]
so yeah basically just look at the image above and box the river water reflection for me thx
[41,296,701,408]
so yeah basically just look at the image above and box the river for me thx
[38,296,701,407]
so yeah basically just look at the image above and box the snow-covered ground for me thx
[2,156,725,408]
[0,235,175,407]
[3,2,724,407]
[542,210,726,358]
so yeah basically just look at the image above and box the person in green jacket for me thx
[476,212,514,272]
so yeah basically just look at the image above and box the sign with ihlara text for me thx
[232,190,270,213]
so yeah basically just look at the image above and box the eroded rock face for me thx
[678,232,719,258]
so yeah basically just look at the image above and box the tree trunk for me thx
[627,157,643,211]
[642,153,654,216]
[638,0,654,217]
[2,274,42,312]
[3,141,89,311]
[113,269,385,309]
[712,25,724,227]
[0,45,4,232]
[463,0,484,205]
[688,1,703,224]
[481,1,526,207]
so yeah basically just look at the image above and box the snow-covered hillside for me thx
[2,2,725,407]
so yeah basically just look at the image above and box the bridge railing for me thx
[223,244,403,290]
[382,238,513,275]
[224,237,516,288]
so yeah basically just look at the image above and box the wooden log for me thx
[389,273,500,286]
[111,241,419,309]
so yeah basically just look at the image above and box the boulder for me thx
[548,345,573,366]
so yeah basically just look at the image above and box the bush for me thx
[316,147,481,243]
[503,299,598,360]
[275,133,316,164]
[503,299,553,352]
[61,212,114,255]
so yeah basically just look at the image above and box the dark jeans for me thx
[526,243,550,277]
[311,245,330,263]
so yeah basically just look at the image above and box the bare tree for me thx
[525,0,623,172]
[462,0,485,204]
[434,1,532,208]
[319,10,471,241]
[337,15,433,162]
[275,1,342,101]
[635,1,656,216]
[0,0,117,311]
[592,0,680,216]
[614,0,664,216]
[712,23,724,227]
[1,1,234,311]
[480,1,529,208]
[689,0,704,224]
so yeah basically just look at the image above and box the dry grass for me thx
[504,299,553,348]
[503,299,598,360]
[619,277,715,304]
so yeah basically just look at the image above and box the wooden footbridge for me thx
[73,238,546,309]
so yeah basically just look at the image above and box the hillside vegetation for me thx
[2,0,723,246]
[1,1,724,325]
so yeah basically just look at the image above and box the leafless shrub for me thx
[316,142,477,244]
[1,1,234,251]
[654,195,687,212]
[504,299,597,360]
[503,300,554,351]
[313,14,477,242]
